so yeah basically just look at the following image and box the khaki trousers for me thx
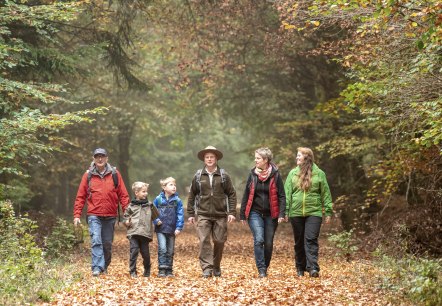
[196,215,228,273]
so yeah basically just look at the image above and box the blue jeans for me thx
[248,211,278,272]
[87,216,116,272]
[156,232,175,270]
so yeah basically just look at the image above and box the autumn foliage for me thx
[45,222,401,305]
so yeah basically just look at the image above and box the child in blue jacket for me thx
[153,177,184,277]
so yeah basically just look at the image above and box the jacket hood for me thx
[90,163,113,176]
[159,190,180,202]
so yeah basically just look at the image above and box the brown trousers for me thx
[196,215,228,272]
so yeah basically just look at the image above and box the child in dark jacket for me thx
[153,177,184,277]
[124,181,161,278]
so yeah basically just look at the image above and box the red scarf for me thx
[255,164,272,182]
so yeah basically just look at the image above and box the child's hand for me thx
[157,220,162,226]
[174,230,181,236]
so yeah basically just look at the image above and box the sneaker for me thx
[158,269,166,277]
[92,269,100,277]
[202,270,212,278]
[309,270,319,278]
[258,269,267,278]
[130,272,137,278]
[297,269,305,277]
[213,268,221,277]
[166,269,174,277]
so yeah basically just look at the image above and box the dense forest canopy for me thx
[1,0,441,255]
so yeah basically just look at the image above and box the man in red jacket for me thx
[73,148,130,276]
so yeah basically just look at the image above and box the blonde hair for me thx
[255,147,273,162]
[132,181,149,193]
[297,147,314,191]
[160,177,176,188]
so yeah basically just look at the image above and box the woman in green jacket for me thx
[284,147,333,278]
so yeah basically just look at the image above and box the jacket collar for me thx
[131,198,149,205]
[90,163,113,177]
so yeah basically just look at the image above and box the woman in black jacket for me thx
[240,147,286,277]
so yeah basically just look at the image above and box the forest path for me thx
[45,222,404,305]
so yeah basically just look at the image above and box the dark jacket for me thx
[240,165,286,220]
[123,199,159,241]
[74,163,130,218]
[153,191,184,234]
[187,167,237,218]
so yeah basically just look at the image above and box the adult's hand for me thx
[277,217,285,223]
[74,218,81,227]
[227,215,236,223]
[188,217,195,225]
[325,216,331,224]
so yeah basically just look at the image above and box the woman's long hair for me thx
[297,147,314,191]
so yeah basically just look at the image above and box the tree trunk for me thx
[117,122,133,191]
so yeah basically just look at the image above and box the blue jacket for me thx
[153,191,184,234]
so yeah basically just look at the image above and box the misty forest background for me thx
[0,0,441,304]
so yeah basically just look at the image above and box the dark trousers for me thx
[290,216,322,272]
[129,235,151,275]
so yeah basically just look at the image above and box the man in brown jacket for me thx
[187,146,237,278]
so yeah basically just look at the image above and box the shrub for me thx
[328,229,358,261]
[0,201,84,304]
[44,218,78,259]
[375,250,442,306]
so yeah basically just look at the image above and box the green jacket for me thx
[284,164,333,218]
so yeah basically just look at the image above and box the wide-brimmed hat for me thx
[197,146,223,161]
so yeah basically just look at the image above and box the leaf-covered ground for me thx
[45,222,408,305]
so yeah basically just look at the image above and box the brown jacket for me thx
[187,167,237,218]
[124,199,159,241]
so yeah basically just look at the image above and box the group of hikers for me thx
[73,145,333,279]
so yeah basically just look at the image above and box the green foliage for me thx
[279,0,442,216]
[375,249,442,306]
[0,200,42,301]
[0,200,84,304]
[44,218,77,259]
[328,229,358,261]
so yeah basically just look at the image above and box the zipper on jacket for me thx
[302,190,306,216]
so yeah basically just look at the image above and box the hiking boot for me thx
[143,271,150,277]
[213,268,221,277]
[92,269,100,277]
[309,270,319,278]
[166,269,174,277]
[158,269,166,277]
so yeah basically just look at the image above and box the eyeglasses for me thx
[94,154,107,159]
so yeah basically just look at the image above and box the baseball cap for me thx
[93,148,108,157]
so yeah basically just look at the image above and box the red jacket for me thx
[73,164,130,218]
[240,165,286,220]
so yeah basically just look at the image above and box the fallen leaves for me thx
[43,223,407,305]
